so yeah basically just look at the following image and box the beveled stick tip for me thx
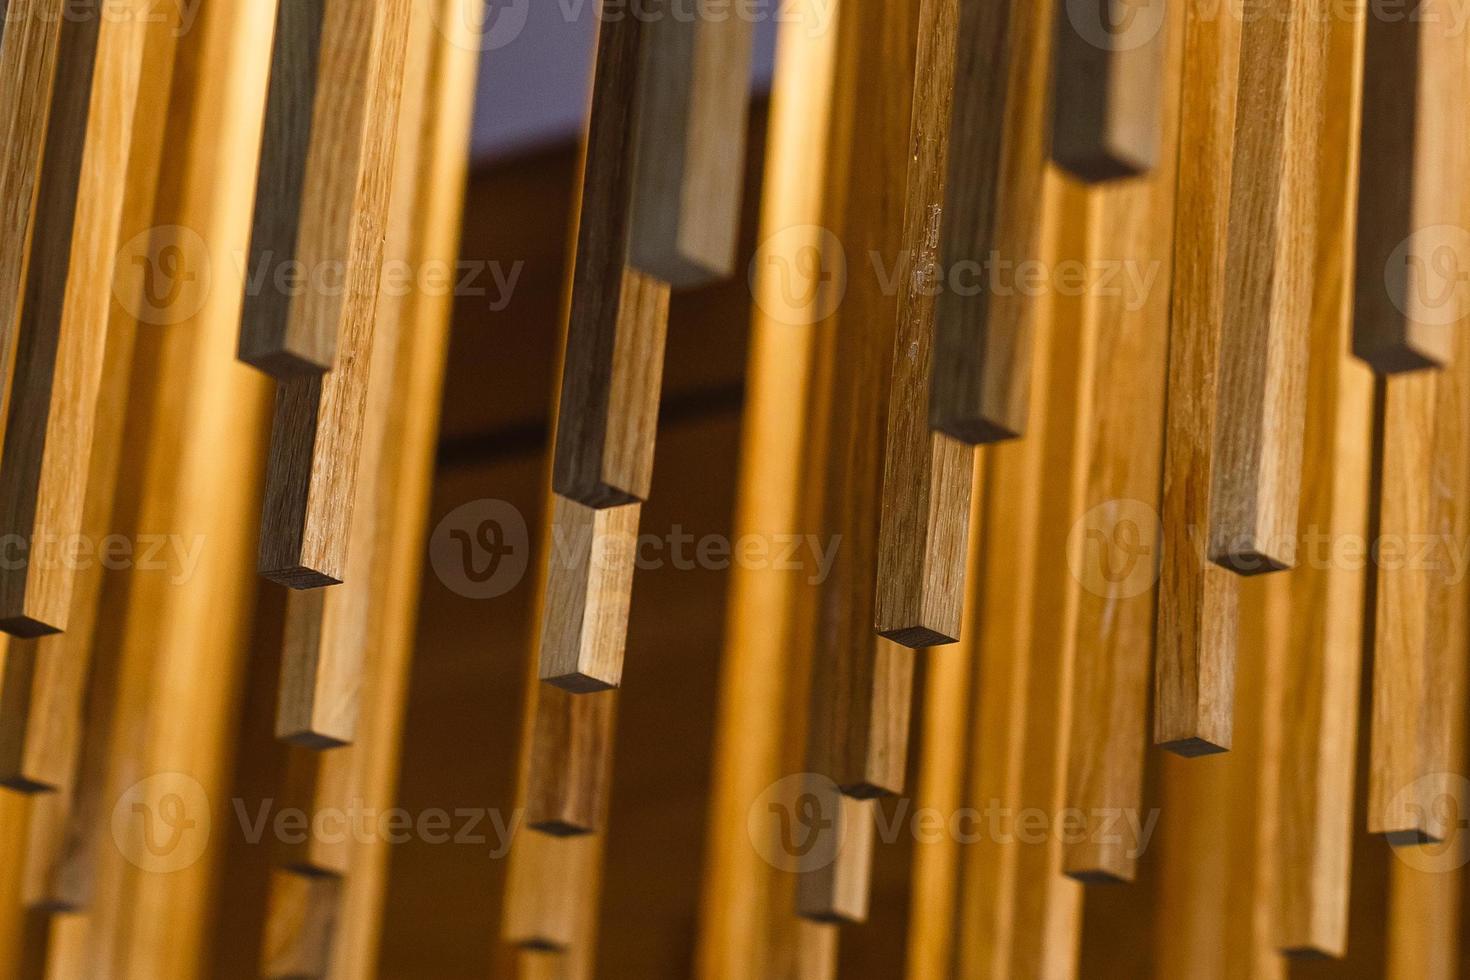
[540,670,620,694]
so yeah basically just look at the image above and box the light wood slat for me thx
[795,793,876,925]
[0,0,140,637]
[1275,0,1373,955]
[1386,857,1465,980]
[552,3,672,509]
[59,0,276,967]
[695,2,840,973]
[1353,0,1469,372]
[262,870,341,980]
[952,171,1068,977]
[1154,574,1286,980]
[322,1,475,969]
[525,688,616,837]
[0,0,65,414]
[874,0,974,649]
[1063,0,1181,883]
[1153,0,1243,756]
[255,0,413,589]
[1205,0,1327,572]
[1051,0,1166,180]
[277,744,354,877]
[537,498,639,692]
[902,453,983,978]
[240,0,411,376]
[1369,328,1470,844]
[929,0,1054,443]
[802,0,917,802]
[626,0,753,288]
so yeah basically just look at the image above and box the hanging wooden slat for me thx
[627,0,753,288]
[537,499,639,692]
[255,0,412,589]
[525,688,616,837]
[1205,0,1326,572]
[1353,0,1468,373]
[874,0,974,649]
[1051,0,1166,180]
[929,0,1054,443]
[795,793,876,925]
[0,0,65,403]
[262,870,340,980]
[1369,329,1470,844]
[1065,0,1182,883]
[552,3,673,509]
[1154,0,1243,756]
[1275,0,1373,954]
[0,0,144,637]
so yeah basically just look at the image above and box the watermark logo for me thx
[748,773,844,873]
[1386,224,1470,328]
[430,498,530,599]
[433,0,530,52]
[1064,0,1166,52]
[111,772,212,874]
[114,224,213,326]
[1067,498,1160,599]
[750,224,848,327]
[1387,772,1470,873]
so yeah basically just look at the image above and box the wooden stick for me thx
[0,0,122,637]
[277,744,355,878]
[795,793,876,925]
[525,687,617,837]
[1353,0,1469,372]
[1153,0,1243,756]
[255,0,413,588]
[875,0,975,648]
[1051,0,1166,180]
[1369,328,1470,844]
[261,869,341,979]
[1274,0,1374,954]
[240,0,411,376]
[1205,0,1327,573]
[627,0,753,288]
[1064,0,1182,883]
[930,0,1055,443]
[537,498,640,693]
[552,5,673,509]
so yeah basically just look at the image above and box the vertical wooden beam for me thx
[537,499,639,693]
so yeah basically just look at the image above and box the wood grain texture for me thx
[525,687,616,836]
[262,870,341,980]
[1153,0,1242,755]
[1063,0,1181,883]
[0,0,126,637]
[627,0,753,288]
[1274,0,1373,955]
[240,0,411,376]
[1051,0,1166,180]
[537,498,640,693]
[929,0,1055,443]
[1205,0,1326,572]
[795,793,876,925]
[256,0,412,588]
[552,7,673,509]
[277,740,355,878]
[1353,0,1469,372]
[1369,326,1470,844]
[0,0,65,411]
[874,0,975,648]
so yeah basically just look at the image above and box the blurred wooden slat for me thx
[930,0,1054,442]
[1353,0,1468,372]
[255,0,413,588]
[1369,332,1470,843]
[627,0,753,288]
[1274,0,1373,955]
[875,0,974,649]
[803,0,917,802]
[0,0,65,412]
[795,793,875,925]
[1154,0,1242,756]
[552,5,671,509]
[1206,0,1326,572]
[537,499,639,693]
[262,870,341,980]
[1064,0,1181,883]
[0,0,142,637]
[525,688,616,837]
[1051,0,1165,180]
